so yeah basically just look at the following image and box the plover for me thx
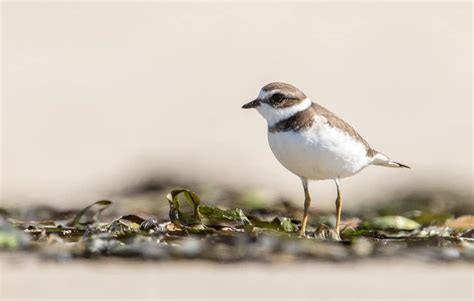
[242,82,409,237]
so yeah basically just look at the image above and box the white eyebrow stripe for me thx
[258,89,270,99]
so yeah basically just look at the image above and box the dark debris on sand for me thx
[1,186,473,263]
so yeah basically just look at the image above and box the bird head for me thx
[242,82,311,125]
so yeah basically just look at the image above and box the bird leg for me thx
[334,179,342,235]
[300,177,311,236]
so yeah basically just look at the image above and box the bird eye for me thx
[271,93,285,103]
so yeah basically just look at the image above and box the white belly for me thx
[268,123,371,180]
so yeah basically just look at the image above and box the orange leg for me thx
[334,178,342,235]
[299,177,311,236]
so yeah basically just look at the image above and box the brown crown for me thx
[262,82,307,101]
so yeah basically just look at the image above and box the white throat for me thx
[256,98,312,126]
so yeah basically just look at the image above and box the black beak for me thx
[242,99,260,109]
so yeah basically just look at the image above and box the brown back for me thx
[269,103,376,157]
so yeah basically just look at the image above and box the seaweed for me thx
[1,188,473,262]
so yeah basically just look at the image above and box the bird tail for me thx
[371,152,410,169]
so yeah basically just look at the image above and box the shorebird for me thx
[242,82,409,237]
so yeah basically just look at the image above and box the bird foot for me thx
[314,224,341,241]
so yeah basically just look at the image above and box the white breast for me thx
[267,118,371,180]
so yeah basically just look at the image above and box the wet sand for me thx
[0,254,472,300]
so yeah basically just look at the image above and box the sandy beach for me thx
[1,253,472,300]
[1,3,472,300]
[2,2,472,209]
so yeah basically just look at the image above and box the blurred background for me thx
[1,3,473,301]
[1,2,472,210]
